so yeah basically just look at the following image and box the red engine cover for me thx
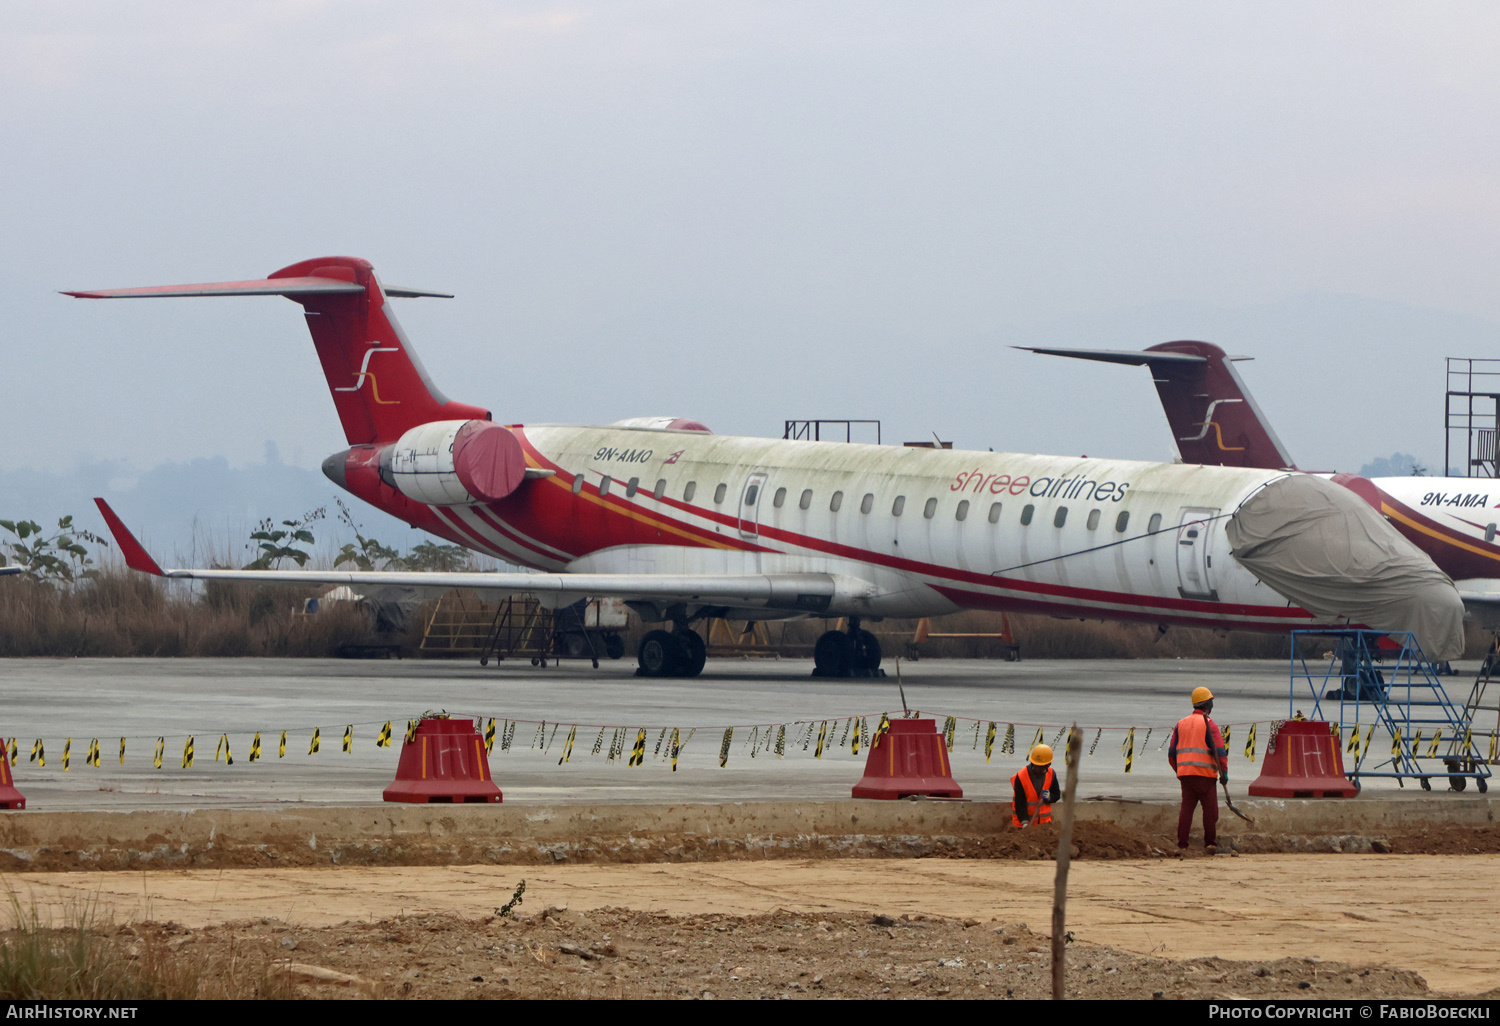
[453,422,528,502]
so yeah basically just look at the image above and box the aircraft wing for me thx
[1456,580,1500,606]
[93,499,863,612]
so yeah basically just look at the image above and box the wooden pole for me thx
[1051,723,1083,1001]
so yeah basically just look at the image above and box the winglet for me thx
[93,499,165,576]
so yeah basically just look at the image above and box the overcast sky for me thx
[6,1,1500,537]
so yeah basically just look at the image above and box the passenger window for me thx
[684,481,697,502]
[955,500,969,521]
[892,496,906,516]
[1086,509,1101,531]
[714,483,727,504]
[654,479,666,500]
[1115,511,1129,533]
[599,476,612,497]
[988,502,1002,524]
[626,477,639,498]
[773,487,787,508]
[830,491,843,512]
[1054,507,1068,528]
[1020,504,1035,526]
[744,483,759,506]
[799,489,813,510]
[572,474,584,495]
[860,493,874,514]
[1148,513,1162,534]
[923,498,938,519]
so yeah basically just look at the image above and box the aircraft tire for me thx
[675,628,707,677]
[604,633,626,660]
[851,629,882,676]
[813,630,854,677]
[638,630,685,677]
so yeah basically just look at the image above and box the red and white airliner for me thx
[1024,341,1500,613]
[71,256,1462,676]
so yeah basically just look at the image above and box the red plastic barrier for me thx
[1247,720,1356,798]
[0,739,25,810]
[851,718,963,799]
[383,717,502,804]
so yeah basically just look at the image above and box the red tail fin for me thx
[66,256,490,445]
[1017,341,1297,470]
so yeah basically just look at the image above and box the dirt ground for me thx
[118,909,1443,1001]
[10,844,1500,998]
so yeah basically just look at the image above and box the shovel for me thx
[1222,781,1255,825]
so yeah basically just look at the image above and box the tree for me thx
[243,507,324,570]
[0,516,108,585]
[333,499,403,571]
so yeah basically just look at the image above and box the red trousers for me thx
[1177,775,1219,848]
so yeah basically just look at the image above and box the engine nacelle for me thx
[379,420,527,506]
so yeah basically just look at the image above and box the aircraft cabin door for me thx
[739,473,768,541]
[1176,507,1219,601]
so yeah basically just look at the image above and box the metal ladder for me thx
[1291,629,1489,792]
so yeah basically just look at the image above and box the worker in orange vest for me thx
[1011,744,1061,828]
[1168,686,1230,852]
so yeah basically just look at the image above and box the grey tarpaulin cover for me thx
[1226,474,1466,660]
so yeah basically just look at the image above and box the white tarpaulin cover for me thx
[1226,474,1466,660]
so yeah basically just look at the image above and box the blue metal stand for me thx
[1289,630,1489,793]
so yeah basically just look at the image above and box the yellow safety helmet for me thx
[1029,744,1054,766]
[1191,686,1214,706]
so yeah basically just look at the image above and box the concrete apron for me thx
[0,797,1494,871]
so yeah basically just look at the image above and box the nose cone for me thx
[1227,474,1466,661]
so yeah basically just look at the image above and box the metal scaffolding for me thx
[1444,358,1500,478]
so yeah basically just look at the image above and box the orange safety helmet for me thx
[1191,686,1214,706]
[1029,744,1054,766]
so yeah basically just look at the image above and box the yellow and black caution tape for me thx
[483,718,495,753]
[1362,724,1375,761]
[943,716,957,753]
[629,728,646,768]
[308,727,320,755]
[1491,731,1499,764]
[559,725,577,765]
[1244,723,1257,762]
[1122,727,1135,774]
[984,722,996,764]
[1347,724,1362,759]
[1411,730,1423,757]
[1223,726,1232,750]
[873,713,890,749]
[1392,727,1403,758]
[591,728,606,756]
[1088,729,1101,756]
[62,738,71,772]
[1029,727,1044,757]
[748,725,761,759]
[7,739,15,768]
[214,734,233,765]
[118,737,125,766]
[718,727,733,768]
[1427,730,1442,758]
[249,732,261,762]
[1331,723,1341,748]
[1001,723,1015,755]
[343,725,353,753]
[182,736,194,769]
[278,730,287,758]
[377,722,392,749]
[671,727,681,772]
[29,740,43,768]
[87,738,100,768]
[775,724,787,758]
[1051,725,1067,751]
[852,718,863,756]
[404,720,417,746]
[153,737,164,770]
[814,721,827,759]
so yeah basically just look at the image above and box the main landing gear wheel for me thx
[851,628,882,676]
[604,633,626,660]
[637,630,685,677]
[675,628,707,677]
[812,630,854,677]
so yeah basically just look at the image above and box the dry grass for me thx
[0,570,376,658]
[0,891,295,1000]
